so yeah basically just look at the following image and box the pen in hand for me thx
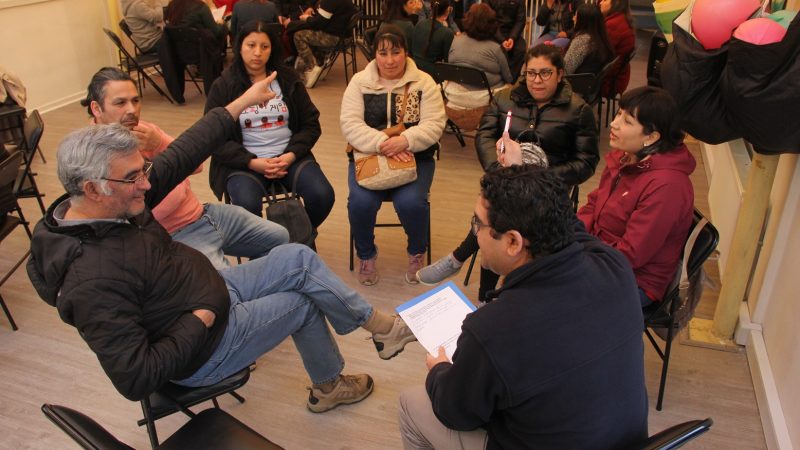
[501,110,512,154]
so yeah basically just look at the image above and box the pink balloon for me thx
[734,18,788,45]
[691,0,760,50]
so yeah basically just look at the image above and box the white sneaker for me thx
[304,65,324,89]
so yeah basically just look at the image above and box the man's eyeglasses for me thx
[524,69,554,81]
[102,160,153,185]
[470,214,491,236]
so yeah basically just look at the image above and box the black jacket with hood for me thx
[26,108,237,401]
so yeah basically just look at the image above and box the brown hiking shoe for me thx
[359,256,379,286]
[405,253,425,284]
[307,374,374,413]
[372,316,417,360]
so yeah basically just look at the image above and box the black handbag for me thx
[264,159,316,247]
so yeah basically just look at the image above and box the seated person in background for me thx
[206,21,335,235]
[600,0,635,97]
[533,0,578,47]
[165,0,229,46]
[399,166,648,449]
[444,3,515,110]
[121,0,165,54]
[290,0,358,88]
[418,44,599,300]
[484,0,527,76]
[231,0,280,39]
[419,0,460,33]
[340,25,446,286]
[578,86,695,307]
[84,67,288,269]
[411,0,455,76]
[563,3,615,75]
[377,0,424,53]
[27,77,417,412]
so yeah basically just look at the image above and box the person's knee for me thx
[227,176,266,216]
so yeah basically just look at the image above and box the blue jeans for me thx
[170,203,290,270]
[226,156,335,228]
[347,157,435,260]
[638,288,654,308]
[173,244,374,386]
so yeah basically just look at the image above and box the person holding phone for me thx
[415,44,598,302]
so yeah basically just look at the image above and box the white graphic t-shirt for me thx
[240,79,291,158]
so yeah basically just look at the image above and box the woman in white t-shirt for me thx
[205,20,334,233]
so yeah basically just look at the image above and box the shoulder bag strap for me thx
[679,217,708,292]
[289,158,314,199]
[396,83,411,124]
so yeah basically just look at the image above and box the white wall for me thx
[0,0,115,112]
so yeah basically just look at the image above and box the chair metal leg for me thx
[139,68,175,104]
[140,397,160,449]
[0,293,18,331]
[229,390,246,403]
[463,251,478,286]
[349,230,355,271]
[656,323,677,411]
[448,120,466,147]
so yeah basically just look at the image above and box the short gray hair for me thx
[57,124,139,197]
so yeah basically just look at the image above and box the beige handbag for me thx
[347,85,417,190]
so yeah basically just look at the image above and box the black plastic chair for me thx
[103,27,174,104]
[0,150,32,331]
[643,210,719,411]
[627,418,713,450]
[163,25,218,97]
[647,31,669,87]
[434,62,496,148]
[316,11,363,87]
[600,50,636,128]
[42,404,283,450]
[565,56,619,127]
[12,110,46,215]
[138,366,250,448]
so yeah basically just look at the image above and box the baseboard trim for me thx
[742,319,793,449]
[33,91,86,115]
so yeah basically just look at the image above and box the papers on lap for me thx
[396,281,477,361]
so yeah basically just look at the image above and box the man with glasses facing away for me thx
[26,73,417,412]
[83,67,289,269]
[399,164,648,449]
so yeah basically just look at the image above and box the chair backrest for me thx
[103,27,138,71]
[433,62,495,105]
[566,56,619,106]
[42,404,135,450]
[647,32,669,87]
[118,19,134,41]
[164,25,205,65]
[644,209,719,322]
[628,417,713,450]
[0,151,24,216]
[23,110,44,160]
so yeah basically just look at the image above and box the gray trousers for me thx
[399,386,488,450]
[293,29,339,68]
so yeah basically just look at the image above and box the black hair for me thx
[618,86,685,159]
[604,0,634,27]
[572,3,614,68]
[80,67,135,116]
[422,0,451,57]
[164,0,205,25]
[525,44,565,71]
[480,165,575,257]
[381,0,413,22]
[233,20,284,78]
[373,23,409,53]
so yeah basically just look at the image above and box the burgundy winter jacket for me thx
[601,12,635,98]
[577,145,695,301]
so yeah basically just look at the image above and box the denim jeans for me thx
[173,244,374,387]
[226,156,335,228]
[347,157,435,260]
[170,203,290,270]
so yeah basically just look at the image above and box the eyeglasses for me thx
[470,214,491,236]
[524,69,555,81]
[102,160,153,185]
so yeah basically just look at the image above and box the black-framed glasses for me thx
[524,69,554,81]
[470,214,491,236]
[101,160,153,185]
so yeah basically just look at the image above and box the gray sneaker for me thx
[372,316,416,360]
[307,374,374,413]
[416,253,464,285]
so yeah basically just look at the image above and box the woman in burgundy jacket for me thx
[578,86,695,307]
[599,0,635,97]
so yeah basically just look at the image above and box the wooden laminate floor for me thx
[0,33,765,449]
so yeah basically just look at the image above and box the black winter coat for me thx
[26,109,238,401]
[475,81,599,185]
[204,64,321,200]
[485,0,526,41]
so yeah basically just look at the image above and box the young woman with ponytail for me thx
[411,0,455,75]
